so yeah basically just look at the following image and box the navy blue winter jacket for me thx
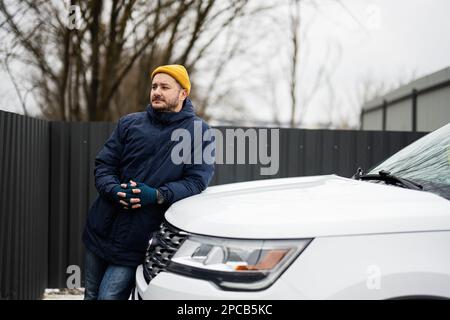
[82,99,215,266]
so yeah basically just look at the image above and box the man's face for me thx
[150,73,187,112]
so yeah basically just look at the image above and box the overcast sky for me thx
[1,0,450,128]
[217,0,450,128]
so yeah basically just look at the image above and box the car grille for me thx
[143,221,188,283]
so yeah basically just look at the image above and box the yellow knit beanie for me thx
[151,64,191,95]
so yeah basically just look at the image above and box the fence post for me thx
[382,99,388,131]
[412,89,418,132]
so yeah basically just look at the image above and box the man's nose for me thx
[152,86,161,96]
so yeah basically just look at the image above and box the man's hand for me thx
[112,181,142,209]
[115,180,157,210]
[120,179,157,209]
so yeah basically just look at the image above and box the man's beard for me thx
[151,95,179,112]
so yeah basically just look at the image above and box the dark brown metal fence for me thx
[0,111,50,299]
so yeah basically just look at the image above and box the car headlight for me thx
[166,235,312,291]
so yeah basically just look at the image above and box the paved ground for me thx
[42,288,84,300]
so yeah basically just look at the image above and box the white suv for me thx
[132,123,450,300]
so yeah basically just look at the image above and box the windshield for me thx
[369,123,450,200]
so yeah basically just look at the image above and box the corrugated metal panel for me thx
[67,123,90,285]
[0,111,49,299]
[48,121,70,289]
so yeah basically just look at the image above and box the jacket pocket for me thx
[88,197,118,238]
[123,209,162,251]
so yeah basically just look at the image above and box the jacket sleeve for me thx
[94,117,127,199]
[158,125,215,205]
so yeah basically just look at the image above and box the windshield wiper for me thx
[352,169,423,191]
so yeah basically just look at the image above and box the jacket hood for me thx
[147,98,196,125]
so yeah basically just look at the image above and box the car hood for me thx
[165,175,450,239]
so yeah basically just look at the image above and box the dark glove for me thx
[123,181,157,207]
[110,184,126,202]
[110,184,137,208]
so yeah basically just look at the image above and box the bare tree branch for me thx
[289,0,300,127]
[3,54,28,115]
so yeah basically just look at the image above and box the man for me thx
[82,64,215,300]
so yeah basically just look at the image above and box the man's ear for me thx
[179,89,188,101]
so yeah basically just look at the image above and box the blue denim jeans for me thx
[84,248,137,300]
